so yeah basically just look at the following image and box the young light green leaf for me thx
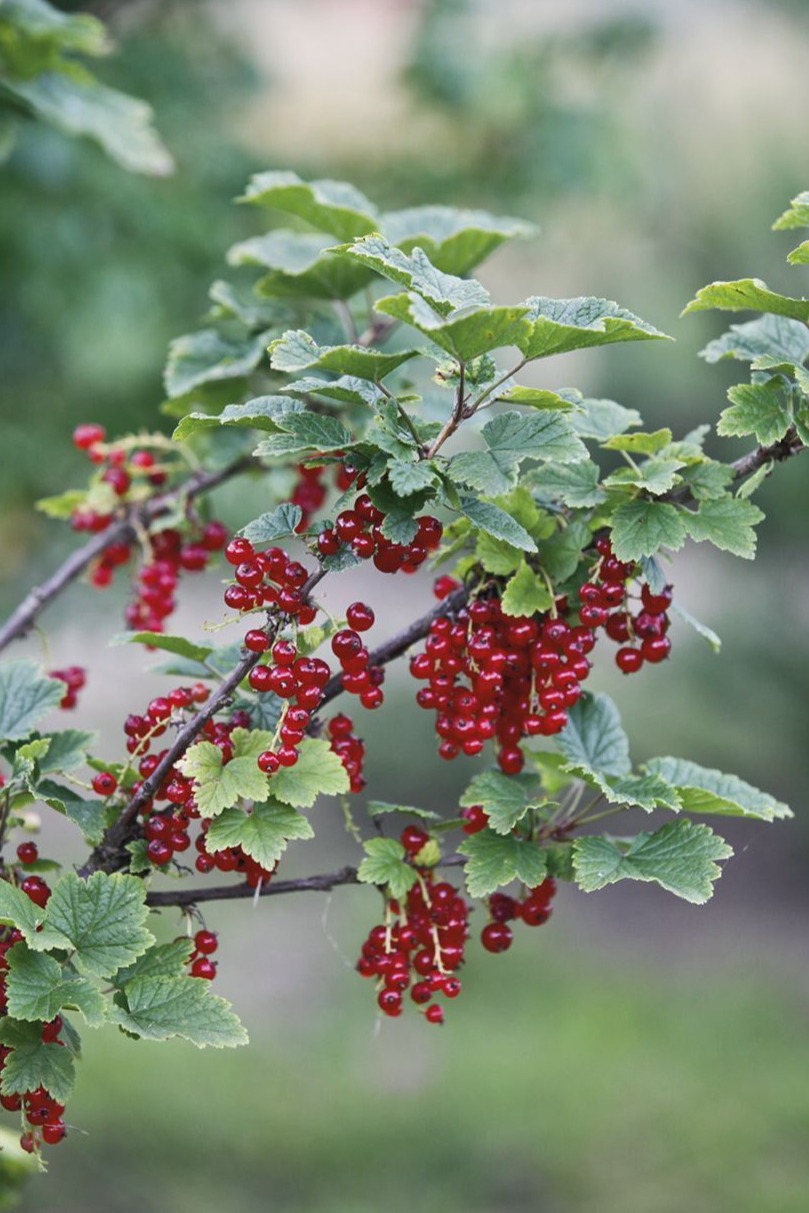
[268,330,419,380]
[500,561,553,618]
[643,757,791,820]
[496,385,573,410]
[458,830,547,897]
[475,532,523,576]
[539,521,591,583]
[681,279,809,322]
[531,460,606,508]
[376,294,531,361]
[240,504,303,544]
[42,872,154,979]
[0,660,63,742]
[164,329,269,399]
[112,975,248,1048]
[787,241,809,266]
[572,819,733,904]
[518,296,670,361]
[357,838,418,900]
[556,693,631,779]
[457,496,536,553]
[773,191,809,231]
[681,497,764,559]
[610,500,687,561]
[177,729,275,817]
[605,457,684,496]
[239,171,378,240]
[680,460,733,502]
[718,380,793,446]
[0,1020,75,1104]
[268,738,350,808]
[5,946,106,1027]
[458,771,533,835]
[204,802,314,869]
[602,428,672,455]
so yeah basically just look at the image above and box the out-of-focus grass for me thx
[17,921,809,1213]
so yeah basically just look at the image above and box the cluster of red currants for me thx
[121,520,228,634]
[289,459,356,532]
[326,714,366,794]
[316,493,443,575]
[584,537,673,672]
[480,879,556,953]
[50,665,86,710]
[329,601,383,710]
[185,928,219,982]
[357,828,470,1026]
[248,636,330,776]
[224,537,316,621]
[70,422,166,533]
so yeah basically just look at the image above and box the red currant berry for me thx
[346,602,375,632]
[194,930,218,955]
[481,922,513,953]
[91,771,118,797]
[190,957,217,980]
[616,647,644,674]
[16,842,38,865]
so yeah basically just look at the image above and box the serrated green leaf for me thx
[387,459,439,497]
[610,500,687,561]
[787,241,809,266]
[379,511,420,545]
[357,838,418,899]
[239,171,378,240]
[500,561,553,618]
[42,872,153,979]
[208,279,293,328]
[381,205,534,275]
[38,780,107,845]
[531,460,605,508]
[773,191,809,231]
[497,385,573,410]
[604,457,684,496]
[602,428,673,455]
[0,878,48,939]
[340,236,490,315]
[518,296,670,360]
[644,757,791,820]
[112,975,248,1048]
[228,230,374,301]
[268,738,349,808]
[700,314,809,368]
[475,532,523,576]
[284,375,385,408]
[457,496,536,552]
[172,395,305,440]
[567,394,642,441]
[34,729,94,776]
[5,945,106,1027]
[240,503,303,543]
[254,412,353,460]
[449,410,587,497]
[114,940,194,986]
[177,729,274,817]
[557,693,631,779]
[565,766,682,813]
[0,660,63,742]
[0,1019,75,1103]
[458,830,547,897]
[735,463,771,499]
[205,802,313,869]
[681,279,809,322]
[366,802,441,821]
[681,497,764,559]
[164,329,269,399]
[718,380,793,446]
[681,460,733,502]
[458,771,532,835]
[376,294,531,361]
[539,521,591,583]
[573,819,733,904]
[114,632,213,664]
[268,330,418,381]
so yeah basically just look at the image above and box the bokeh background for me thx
[3,0,809,1209]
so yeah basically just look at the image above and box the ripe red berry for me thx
[91,771,118,797]
[194,930,218,956]
[190,957,217,980]
[21,876,51,907]
[400,825,429,857]
[225,538,254,566]
[16,842,38,865]
[616,647,644,674]
[481,922,513,954]
[346,602,375,632]
[73,422,106,450]
[425,1003,444,1025]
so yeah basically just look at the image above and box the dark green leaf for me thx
[518,297,669,360]
[240,504,303,544]
[457,496,536,552]
[112,975,248,1048]
[557,693,631,779]
[458,771,533,835]
[610,500,687,561]
[0,1019,75,1104]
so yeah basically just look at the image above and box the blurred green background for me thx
[3,0,809,1208]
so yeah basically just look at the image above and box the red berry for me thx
[616,647,644,674]
[16,842,38,865]
[244,629,270,653]
[400,825,430,857]
[91,771,118,797]
[73,422,106,450]
[42,1122,66,1145]
[225,538,254,566]
[377,988,402,1017]
[147,839,173,866]
[21,876,51,907]
[346,602,375,632]
[194,930,218,955]
[425,1003,444,1025]
[481,922,513,953]
[190,957,217,980]
[641,635,671,663]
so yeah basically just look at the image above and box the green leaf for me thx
[458,830,547,897]
[172,395,305,440]
[114,632,213,665]
[35,729,94,776]
[602,428,673,455]
[0,1019,75,1104]
[7,72,173,177]
[112,975,248,1048]
[357,838,418,900]
[610,500,687,561]
[268,738,349,808]
[644,757,791,821]
[284,375,385,408]
[208,279,293,329]
[229,231,374,301]
[572,819,733,904]
[42,873,153,979]
[475,532,523,576]
[539,521,591,583]
[240,504,303,544]
[114,940,194,986]
[457,496,536,553]
[239,171,378,240]
[379,511,420,545]
[375,294,531,361]
[38,780,107,845]
[681,497,764,559]
[381,204,534,275]
[496,385,574,410]
[670,602,721,653]
[773,191,809,231]
[164,329,269,399]
[458,771,533,835]
[0,879,48,939]
[700,314,809,368]
[565,766,682,813]
[680,460,733,502]
[718,380,793,446]
[449,410,586,496]
[604,457,684,496]
[5,946,106,1027]
[0,660,63,742]
[531,460,606,508]
[253,412,353,460]
[568,394,642,441]
[681,279,809,323]
[518,296,670,360]
[205,802,314,870]
[500,561,553,618]
[35,488,87,519]
[177,729,274,818]
[556,693,631,779]
[787,241,809,266]
[268,330,419,381]
[340,236,490,314]
[366,802,441,821]
[387,459,440,497]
